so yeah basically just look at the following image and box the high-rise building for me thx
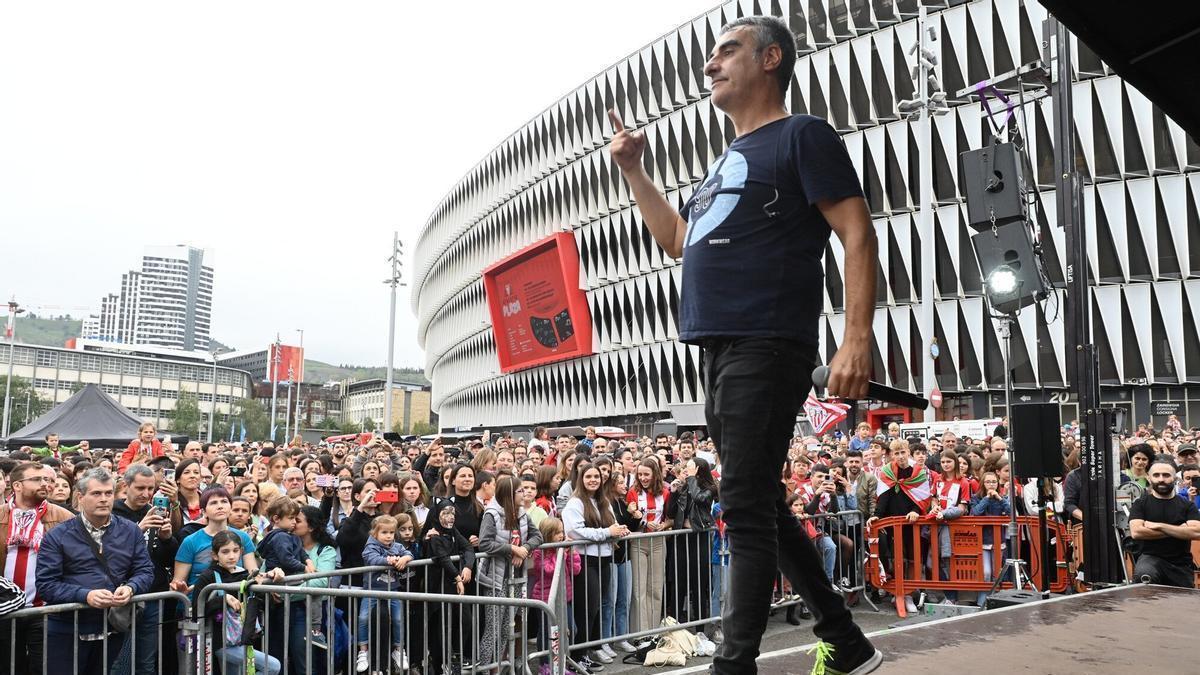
[93,245,215,351]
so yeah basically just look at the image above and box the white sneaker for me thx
[355,650,369,673]
[589,648,613,664]
[904,597,919,614]
[600,644,617,659]
[392,647,409,670]
[615,641,637,653]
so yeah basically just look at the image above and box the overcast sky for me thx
[0,0,716,370]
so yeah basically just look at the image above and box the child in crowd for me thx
[424,498,477,673]
[529,517,581,667]
[357,514,414,673]
[478,475,544,668]
[257,496,313,576]
[969,472,1011,607]
[193,531,284,675]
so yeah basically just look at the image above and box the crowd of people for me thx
[0,415,1197,674]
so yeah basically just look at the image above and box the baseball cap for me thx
[1177,444,1198,456]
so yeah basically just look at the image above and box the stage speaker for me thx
[985,588,1042,610]
[960,141,1026,231]
[1010,402,1062,478]
[971,220,1047,315]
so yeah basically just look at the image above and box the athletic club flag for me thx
[804,394,850,434]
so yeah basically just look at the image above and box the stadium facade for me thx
[413,0,1200,433]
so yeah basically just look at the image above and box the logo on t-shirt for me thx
[685,150,747,247]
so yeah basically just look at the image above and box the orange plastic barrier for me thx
[865,515,1069,617]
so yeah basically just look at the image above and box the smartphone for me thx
[163,469,175,482]
[1191,476,1200,490]
[230,466,246,477]
[315,475,336,488]
[375,489,399,503]
[153,495,170,510]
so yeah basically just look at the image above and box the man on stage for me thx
[1129,455,1200,588]
[608,14,880,675]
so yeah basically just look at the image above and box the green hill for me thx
[304,360,429,386]
[10,314,83,347]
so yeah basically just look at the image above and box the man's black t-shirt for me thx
[1129,493,1200,566]
[678,114,863,346]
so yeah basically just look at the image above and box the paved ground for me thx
[602,603,898,674]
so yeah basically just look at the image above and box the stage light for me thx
[987,265,1018,295]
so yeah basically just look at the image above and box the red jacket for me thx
[118,438,164,473]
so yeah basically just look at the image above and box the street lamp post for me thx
[898,6,947,422]
[208,349,218,442]
[2,298,25,438]
[269,335,281,442]
[294,328,304,439]
[384,233,405,434]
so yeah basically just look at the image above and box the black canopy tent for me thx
[1040,0,1200,140]
[4,384,184,451]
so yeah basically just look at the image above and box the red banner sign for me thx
[482,232,593,373]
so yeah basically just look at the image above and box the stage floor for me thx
[665,584,1196,674]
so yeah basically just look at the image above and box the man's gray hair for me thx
[123,463,156,485]
[76,467,114,494]
[721,15,798,96]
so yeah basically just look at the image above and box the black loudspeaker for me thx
[971,220,1047,315]
[960,142,1026,231]
[1010,402,1062,478]
[985,588,1042,610]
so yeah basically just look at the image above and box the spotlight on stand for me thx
[971,221,1047,315]
[987,265,1019,295]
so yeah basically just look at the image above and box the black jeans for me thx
[704,337,866,673]
[665,530,713,624]
[1133,553,1195,589]
[0,615,44,675]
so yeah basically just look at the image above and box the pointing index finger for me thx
[607,108,625,134]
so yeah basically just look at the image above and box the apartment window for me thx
[144,362,161,377]
[121,385,139,396]
[181,366,198,381]
[102,358,121,374]
[13,348,34,366]
[198,392,212,403]
[124,361,141,375]
[80,355,101,371]
[57,380,76,391]
[33,378,56,390]
[162,364,180,379]
[101,384,120,395]
[36,351,57,367]
[61,353,80,370]
[161,389,178,400]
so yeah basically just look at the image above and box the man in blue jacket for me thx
[36,468,155,673]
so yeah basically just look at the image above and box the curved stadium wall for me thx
[413,0,1200,432]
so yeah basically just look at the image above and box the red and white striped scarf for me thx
[627,488,669,524]
[4,498,49,606]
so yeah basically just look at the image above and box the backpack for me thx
[213,570,263,647]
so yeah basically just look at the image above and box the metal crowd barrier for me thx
[865,514,1070,617]
[0,515,878,675]
[0,590,191,675]
[193,551,569,675]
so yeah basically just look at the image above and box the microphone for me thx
[811,365,930,409]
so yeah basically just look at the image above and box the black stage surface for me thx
[663,585,1195,674]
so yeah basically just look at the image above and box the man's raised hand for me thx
[608,108,646,173]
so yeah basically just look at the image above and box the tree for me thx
[410,420,437,437]
[316,417,341,431]
[338,419,361,435]
[168,389,202,436]
[0,376,53,430]
[362,417,377,432]
[232,397,271,442]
